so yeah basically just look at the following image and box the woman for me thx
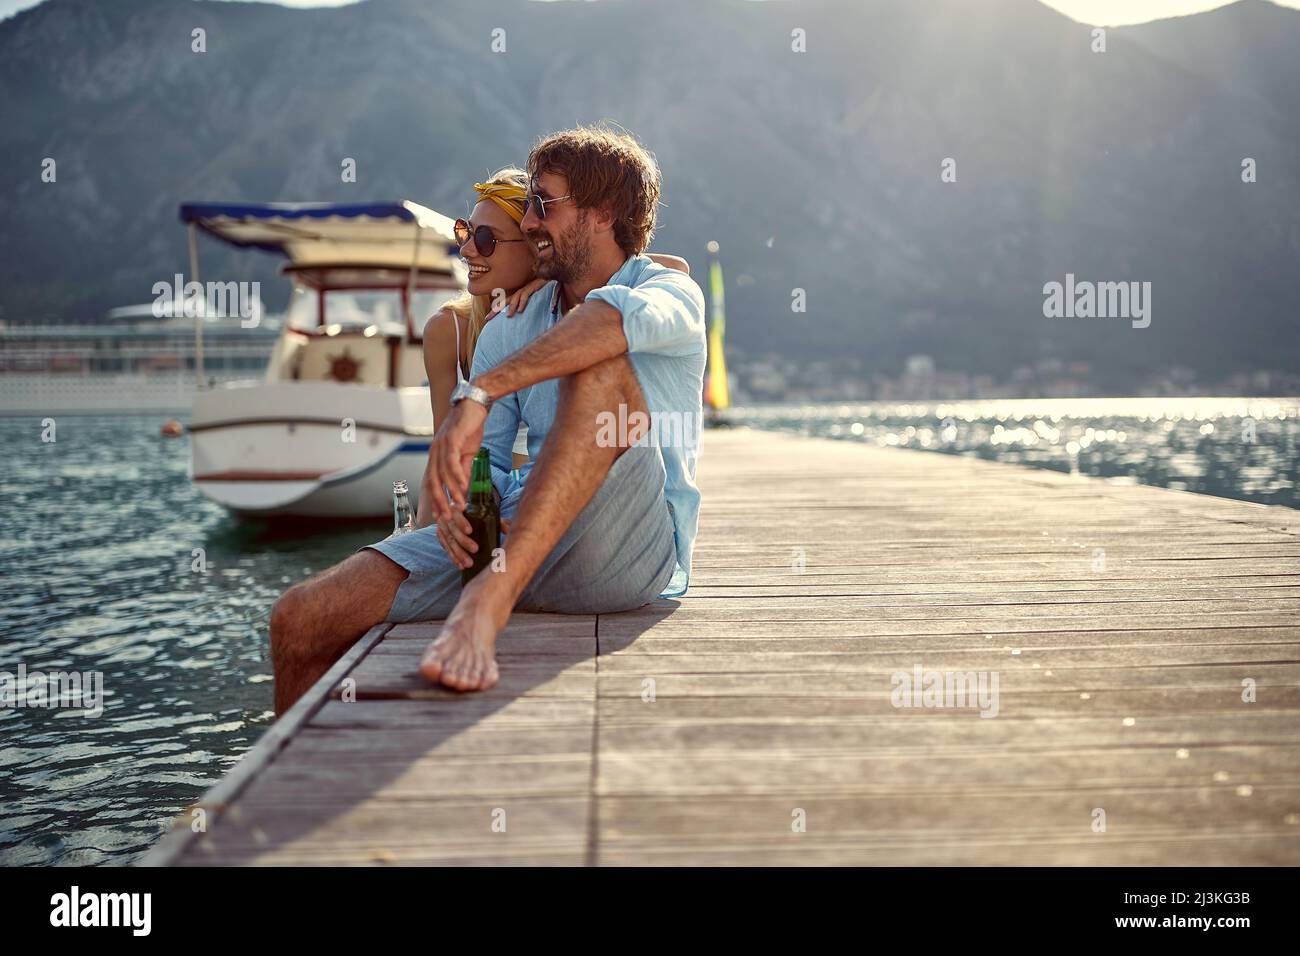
[417,168,687,528]
[423,169,540,446]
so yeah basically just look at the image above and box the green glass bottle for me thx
[462,447,500,586]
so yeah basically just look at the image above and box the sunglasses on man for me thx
[523,192,571,221]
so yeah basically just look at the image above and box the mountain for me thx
[1,0,1297,389]
[1118,0,1300,133]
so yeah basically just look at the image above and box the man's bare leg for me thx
[270,550,407,714]
[420,354,649,690]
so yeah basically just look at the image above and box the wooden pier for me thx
[144,428,1300,865]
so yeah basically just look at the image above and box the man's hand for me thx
[428,398,488,522]
[433,512,511,569]
[432,511,475,569]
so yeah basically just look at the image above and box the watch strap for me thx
[450,380,492,410]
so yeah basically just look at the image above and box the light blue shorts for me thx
[364,444,676,622]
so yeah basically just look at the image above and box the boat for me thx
[179,200,465,518]
[0,301,280,414]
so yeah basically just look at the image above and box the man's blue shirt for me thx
[469,254,706,597]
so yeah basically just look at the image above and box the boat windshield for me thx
[285,286,459,336]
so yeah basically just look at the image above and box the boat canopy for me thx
[178,201,460,275]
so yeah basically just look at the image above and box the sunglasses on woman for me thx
[454,218,527,258]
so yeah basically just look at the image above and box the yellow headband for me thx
[472,181,527,224]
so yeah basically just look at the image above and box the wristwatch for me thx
[450,380,492,411]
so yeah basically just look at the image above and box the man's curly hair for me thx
[527,124,661,257]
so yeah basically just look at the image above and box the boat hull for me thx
[190,380,432,518]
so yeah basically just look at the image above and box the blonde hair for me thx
[444,167,529,364]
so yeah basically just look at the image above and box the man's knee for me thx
[269,583,311,660]
[269,551,402,655]
[559,355,649,447]
[563,353,638,401]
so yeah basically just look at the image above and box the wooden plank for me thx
[592,756,1300,797]
[597,789,1300,838]
[308,697,594,728]
[598,625,1300,654]
[594,836,1300,867]
[598,616,1300,643]
[343,655,595,699]
[591,714,1300,752]
[592,669,1300,702]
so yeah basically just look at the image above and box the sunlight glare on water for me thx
[732,397,1297,507]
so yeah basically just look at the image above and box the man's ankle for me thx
[466,568,524,608]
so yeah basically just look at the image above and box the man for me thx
[269,125,706,713]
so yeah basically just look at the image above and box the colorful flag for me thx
[705,247,730,410]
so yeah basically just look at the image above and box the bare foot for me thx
[419,576,512,691]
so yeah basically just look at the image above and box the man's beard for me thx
[533,212,592,284]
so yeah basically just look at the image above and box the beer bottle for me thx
[462,448,500,586]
